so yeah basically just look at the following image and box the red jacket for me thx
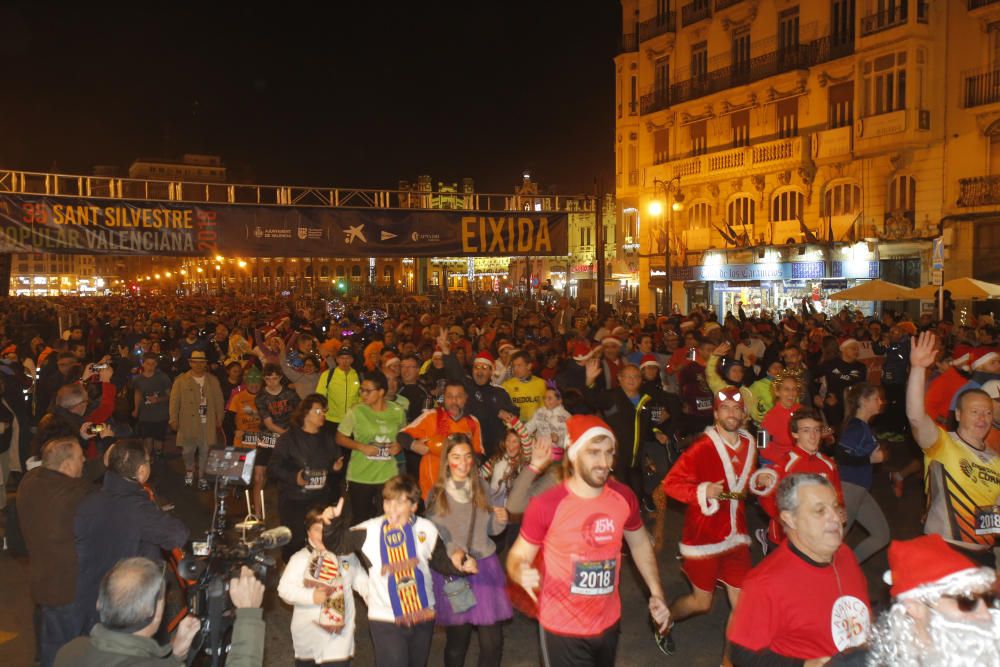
[662,426,758,558]
[760,401,801,464]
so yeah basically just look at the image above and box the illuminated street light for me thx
[154,273,161,279]
[214,265,222,271]
[238,260,247,268]
[196,267,204,273]
[647,200,664,217]
[180,269,187,276]
[165,271,172,277]
[215,255,224,262]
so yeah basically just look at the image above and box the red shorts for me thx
[682,547,751,592]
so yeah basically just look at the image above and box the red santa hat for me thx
[952,345,973,369]
[838,337,860,351]
[472,351,495,368]
[713,386,744,409]
[885,534,995,601]
[432,346,443,358]
[571,342,593,361]
[971,348,1000,371]
[262,314,290,341]
[497,341,515,354]
[565,415,615,462]
[639,354,660,370]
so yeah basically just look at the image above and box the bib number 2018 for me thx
[571,559,615,596]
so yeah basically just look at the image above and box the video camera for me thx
[177,448,290,666]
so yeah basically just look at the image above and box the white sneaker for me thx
[184,471,194,487]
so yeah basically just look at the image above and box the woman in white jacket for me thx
[278,508,368,666]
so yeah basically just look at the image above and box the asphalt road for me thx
[0,437,928,666]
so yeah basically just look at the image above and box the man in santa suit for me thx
[659,386,776,655]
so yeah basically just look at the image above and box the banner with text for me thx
[0,195,568,257]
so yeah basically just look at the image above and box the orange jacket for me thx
[401,407,483,498]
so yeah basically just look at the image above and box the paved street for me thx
[0,438,927,666]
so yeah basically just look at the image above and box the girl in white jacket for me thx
[278,508,368,666]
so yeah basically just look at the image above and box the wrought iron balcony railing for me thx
[861,1,909,36]
[715,0,743,10]
[963,65,1000,107]
[969,0,1000,10]
[638,13,676,41]
[620,32,638,53]
[958,176,1000,207]
[681,0,712,27]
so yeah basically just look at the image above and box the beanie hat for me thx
[565,415,615,462]
[473,351,495,368]
[639,354,660,370]
[885,534,995,601]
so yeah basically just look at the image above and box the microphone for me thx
[251,526,292,550]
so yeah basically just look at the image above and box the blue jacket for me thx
[74,471,189,632]
[835,418,878,489]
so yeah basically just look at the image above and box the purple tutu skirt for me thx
[432,553,513,626]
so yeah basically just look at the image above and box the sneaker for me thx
[197,478,210,492]
[184,471,194,487]
[755,528,770,556]
[654,629,676,656]
[890,472,904,499]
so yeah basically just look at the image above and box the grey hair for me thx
[775,473,834,514]
[97,557,165,632]
[54,383,88,410]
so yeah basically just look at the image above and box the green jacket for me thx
[315,366,360,422]
[55,608,265,667]
[748,377,775,425]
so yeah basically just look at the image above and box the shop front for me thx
[671,248,881,317]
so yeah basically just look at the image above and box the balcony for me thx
[715,0,743,9]
[681,0,712,27]
[811,125,853,162]
[620,32,638,53]
[638,13,676,41]
[860,1,924,37]
[668,136,808,182]
[969,0,1000,9]
[957,176,1000,207]
[811,34,855,63]
[963,65,1000,108]
[640,88,671,115]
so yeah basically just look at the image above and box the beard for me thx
[869,605,1000,667]
[579,462,611,489]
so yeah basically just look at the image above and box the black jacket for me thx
[585,386,653,469]
[73,471,189,632]
[268,426,342,500]
[443,352,516,458]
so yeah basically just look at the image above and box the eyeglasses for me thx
[946,592,999,613]
[359,387,379,394]
[310,407,325,414]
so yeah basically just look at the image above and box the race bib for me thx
[366,445,393,461]
[246,432,278,449]
[695,397,712,412]
[975,506,1000,535]
[650,406,667,423]
[570,558,616,596]
[198,402,208,423]
[303,468,328,491]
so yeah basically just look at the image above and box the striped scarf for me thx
[379,519,434,626]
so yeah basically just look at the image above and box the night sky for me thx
[0,2,620,195]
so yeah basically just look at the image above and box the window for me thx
[828,81,854,128]
[772,190,805,222]
[732,28,751,80]
[824,182,862,216]
[627,144,639,185]
[728,195,756,227]
[578,225,592,246]
[276,266,285,278]
[731,109,750,148]
[863,51,906,116]
[335,265,345,277]
[630,76,637,115]
[690,120,708,156]
[689,202,712,229]
[691,42,708,81]
[653,128,669,164]
[654,57,669,96]
[888,175,916,213]
[351,265,362,279]
[623,208,639,242]
[778,7,800,58]
[320,265,330,278]
[777,97,799,138]
[383,266,394,283]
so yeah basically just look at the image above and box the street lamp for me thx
[649,177,684,315]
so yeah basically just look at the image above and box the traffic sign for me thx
[932,237,944,271]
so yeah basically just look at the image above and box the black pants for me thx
[278,492,328,562]
[39,601,83,667]
[445,623,504,667]
[540,622,620,667]
[295,659,350,667]
[369,619,434,667]
[347,480,385,525]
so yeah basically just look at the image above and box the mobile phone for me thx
[756,430,769,450]
[91,363,108,371]
[687,347,697,361]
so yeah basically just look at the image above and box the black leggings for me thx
[444,623,504,667]
[347,480,385,524]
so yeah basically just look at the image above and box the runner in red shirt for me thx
[728,473,871,664]
[506,415,670,667]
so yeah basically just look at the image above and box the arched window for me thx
[305,265,314,278]
[688,201,712,229]
[262,267,271,278]
[335,265,345,277]
[276,266,285,278]
[888,175,915,213]
[320,265,330,278]
[351,265,362,278]
[727,195,755,227]
[771,190,804,222]
[383,266,394,283]
[824,182,862,216]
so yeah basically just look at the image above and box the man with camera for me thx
[56,557,266,667]
[73,439,189,633]
[34,363,117,460]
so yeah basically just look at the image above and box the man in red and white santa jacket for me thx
[658,386,776,655]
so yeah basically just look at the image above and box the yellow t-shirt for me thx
[502,375,547,423]
[924,427,1000,548]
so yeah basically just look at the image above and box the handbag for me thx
[443,498,478,614]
